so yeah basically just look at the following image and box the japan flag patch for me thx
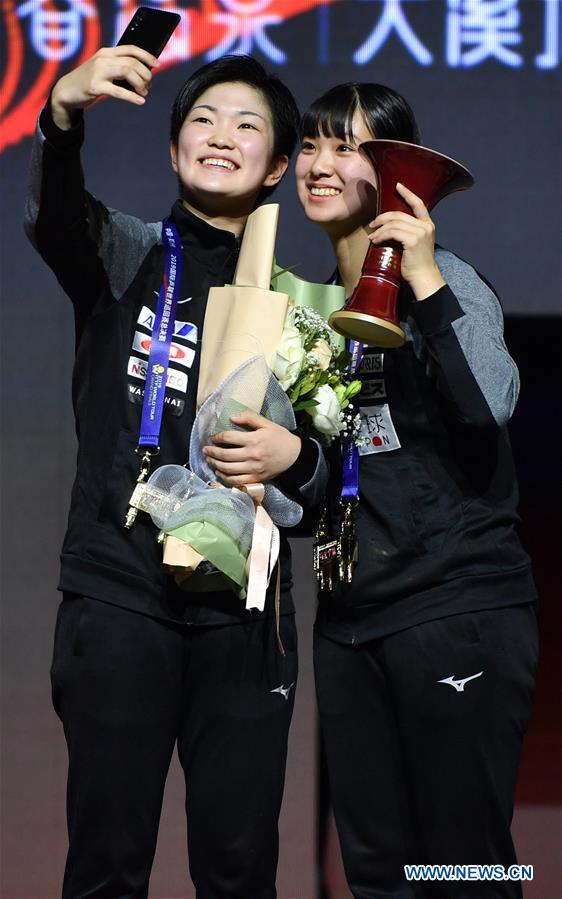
[358,404,401,455]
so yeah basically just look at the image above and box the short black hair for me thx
[301,82,421,145]
[170,55,300,202]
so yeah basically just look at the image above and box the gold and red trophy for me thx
[329,140,474,347]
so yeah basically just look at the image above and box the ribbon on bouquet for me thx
[242,484,280,608]
[241,483,283,653]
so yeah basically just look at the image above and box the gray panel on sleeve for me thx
[435,249,520,426]
[100,209,161,300]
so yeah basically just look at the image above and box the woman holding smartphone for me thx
[296,83,537,898]
[25,48,326,898]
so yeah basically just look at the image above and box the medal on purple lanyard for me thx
[313,339,362,589]
[124,217,183,529]
[338,339,361,582]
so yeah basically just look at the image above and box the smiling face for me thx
[295,110,379,237]
[170,81,288,222]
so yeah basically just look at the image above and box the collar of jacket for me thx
[170,199,241,261]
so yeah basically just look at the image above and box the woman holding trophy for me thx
[296,83,538,897]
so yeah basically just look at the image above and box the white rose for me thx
[308,338,332,371]
[271,321,306,390]
[311,384,343,437]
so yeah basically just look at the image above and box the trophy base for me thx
[329,310,405,348]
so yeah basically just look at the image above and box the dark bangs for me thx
[300,83,421,145]
[171,55,299,161]
[300,84,361,142]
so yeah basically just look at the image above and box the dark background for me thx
[1,1,560,896]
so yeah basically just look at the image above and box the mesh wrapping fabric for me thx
[189,355,303,527]
[141,466,207,529]
[143,465,256,559]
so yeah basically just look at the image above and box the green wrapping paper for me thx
[213,399,253,436]
[271,263,347,353]
[213,398,273,437]
[167,517,248,597]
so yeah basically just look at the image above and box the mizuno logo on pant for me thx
[270,682,295,701]
[437,671,484,692]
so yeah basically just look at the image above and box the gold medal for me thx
[314,502,358,590]
[124,448,159,529]
[313,509,340,592]
[339,500,358,584]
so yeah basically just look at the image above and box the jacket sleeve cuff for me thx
[39,96,84,151]
[275,434,320,495]
[409,284,464,335]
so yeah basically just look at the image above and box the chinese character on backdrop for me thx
[206,0,287,63]
[445,0,523,67]
[17,0,97,61]
[353,0,433,66]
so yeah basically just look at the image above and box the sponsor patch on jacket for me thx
[359,378,386,401]
[127,383,185,416]
[136,306,198,344]
[131,330,195,369]
[358,403,401,455]
[127,355,188,394]
[359,351,384,374]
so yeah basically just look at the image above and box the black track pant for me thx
[314,605,538,899]
[51,595,298,899]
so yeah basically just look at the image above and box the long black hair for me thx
[300,82,421,145]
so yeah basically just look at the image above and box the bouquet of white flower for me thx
[271,304,363,445]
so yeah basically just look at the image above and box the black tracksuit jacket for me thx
[317,259,536,644]
[25,102,326,624]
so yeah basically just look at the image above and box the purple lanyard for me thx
[138,217,182,449]
[341,340,362,501]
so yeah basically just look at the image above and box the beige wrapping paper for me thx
[163,535,218,591]
[196,204,290,409]
[162,535,204,573]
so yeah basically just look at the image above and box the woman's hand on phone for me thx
[50,46,159,130]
